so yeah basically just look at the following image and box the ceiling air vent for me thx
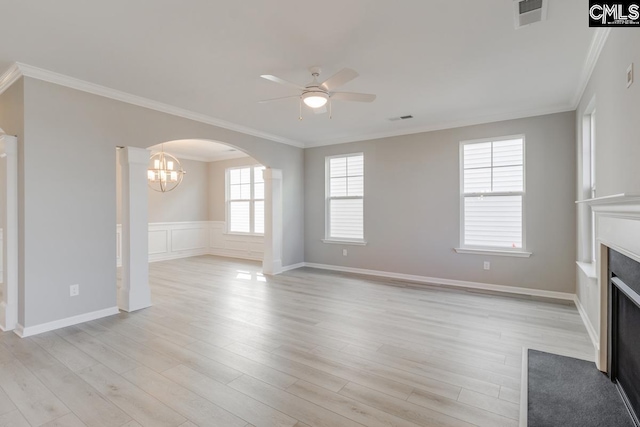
[388,115,414,122]
[513,0,547,28]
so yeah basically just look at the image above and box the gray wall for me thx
[576,31,640,334]
[0,78,25,324]
[208,156,258,221]
[116,157,211,224]
[305,112,577,293]
[17,77,304,329]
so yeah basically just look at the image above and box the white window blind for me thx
[461,137,524,249]
[327,154,364,241]
[227,165,265,235]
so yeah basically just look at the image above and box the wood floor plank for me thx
[162,364,297,427]
[272,346,415,400]
[186,340,298,389]
[76,364,186,427]
[122,366,247,427]
[0,409,30,427]
[57,331,140,374]
[286,380,424,427]
[41,413,88,427]
[224,342,349,393]
[32,332,100,373]
[0,358,70,426]
[457,388,519,420]
[143,337,242,384]
[338,381,474,427]
[228,375,365,427]
[34,364,132,427]
[0,255,591,427]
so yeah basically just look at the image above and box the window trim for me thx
[324,152,366,244]
[225,164,265,236]
[458,134,528,254]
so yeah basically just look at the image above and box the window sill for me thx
[224,232,264,237]
[322,239,368,246]
[576,261,597,280]
[454,248,532,258]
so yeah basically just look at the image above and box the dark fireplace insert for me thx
[609,248,640,426]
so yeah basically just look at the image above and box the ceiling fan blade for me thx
[258,95,299,104]
[330,92,377,102]
[320,68,359,91]
[260,75,306,91]
[313,105,327,114]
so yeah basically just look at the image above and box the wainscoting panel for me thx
[171,228,207,253]
[116,221,263,266]
[148,229,168,255]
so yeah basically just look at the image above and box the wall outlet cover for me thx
[628,63,634,88]
[70,284,79,297]
[484,261,491,270]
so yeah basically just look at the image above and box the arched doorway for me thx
[116,139,283,312]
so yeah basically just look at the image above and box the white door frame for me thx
[0,132,18,331]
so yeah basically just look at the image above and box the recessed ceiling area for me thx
[148,140,249,163]
[0,0,594,146]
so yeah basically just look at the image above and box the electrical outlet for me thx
[70,284,79,297]
[627,63,634,88]
[483,261,490,271]
[342,249,348,256]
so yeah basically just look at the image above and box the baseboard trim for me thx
[15,306,120,338]
[207,249,263,262]
[574,295,600,361]
[302,262,575,301]
[281,262,306,272]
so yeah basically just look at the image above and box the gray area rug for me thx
[528,349,634,426]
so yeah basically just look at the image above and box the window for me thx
[581,106,597,263]
[325,153,364,242]
[460,136,525,251]
[227,165,265,235]
[588,110,597,262]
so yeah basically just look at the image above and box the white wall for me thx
[305,111,577,294]
[11,77,303,331]
[576,30,640,339]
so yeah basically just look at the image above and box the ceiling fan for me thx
[259,66,376,119]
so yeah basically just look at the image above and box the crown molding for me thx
[0,63,22,96]
[571,28,611,108]
[0,62,304,149]
[305,103,575,148]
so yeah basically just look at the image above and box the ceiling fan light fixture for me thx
[302,92,328,108]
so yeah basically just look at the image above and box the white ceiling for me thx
[0,1,594,147]
[148,140,249,163]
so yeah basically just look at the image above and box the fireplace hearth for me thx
[609,249,640,426]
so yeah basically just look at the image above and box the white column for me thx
[118,147,151,312]
[0,134,18,331]
[263,168,283,275]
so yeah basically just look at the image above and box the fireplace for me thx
[609,248,640,426]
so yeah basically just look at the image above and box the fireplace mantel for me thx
[576,193,640,372]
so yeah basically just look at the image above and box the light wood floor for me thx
[0,255,594,427]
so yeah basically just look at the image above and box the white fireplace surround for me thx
[578,193,640,372]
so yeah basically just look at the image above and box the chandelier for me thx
[147,147,186,192]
